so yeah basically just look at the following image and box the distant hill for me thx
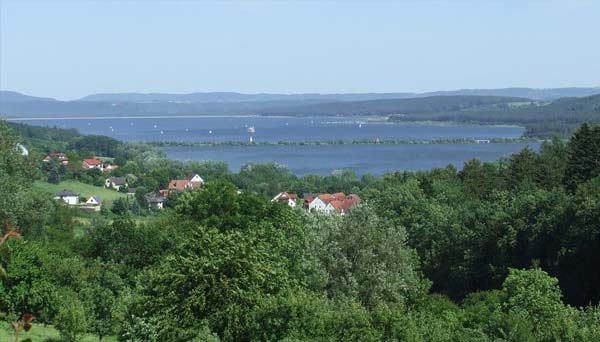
[0,93,528,118]
[77,88,600,103]
[0,90,56,103]
[2,88,600,137]
[77,92,416,103]
[388,94,600,137]
[0,98,340,117]
[424,87,600,100]
[262,95,529,116]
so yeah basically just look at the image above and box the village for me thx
[45,152,361,215]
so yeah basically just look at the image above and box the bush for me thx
[54,295,88,342]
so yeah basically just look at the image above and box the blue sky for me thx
[1,0,599,100]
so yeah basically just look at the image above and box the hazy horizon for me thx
[2,1,599,100]
[4,86,600,103]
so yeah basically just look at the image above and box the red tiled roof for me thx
[279,192,297,200]
[346,194,361,201]
[329,200,344,211]
[83,158,102,165]
[333,192,346,200]
[318,194,334,203]
[168,180,190,192]
[342,199,357,210]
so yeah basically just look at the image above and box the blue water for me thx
[164,143,538,176]
[11,116,531,175]
[11,116,525,142]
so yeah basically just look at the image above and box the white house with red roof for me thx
[306,192,361,214]
[271,192,298,207]
[167,173,204,193]
[43,152,69,165]
[82,158,103,169]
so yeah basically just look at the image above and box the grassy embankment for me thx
[0,321,116,342]
[33,180,126,205]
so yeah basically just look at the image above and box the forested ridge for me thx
[2,120,600,341]
[389,94,600,137]
[4,90,600,138]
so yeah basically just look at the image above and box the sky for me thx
[1,0,599,100]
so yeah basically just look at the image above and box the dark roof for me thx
[145,192,165,203]
[55,190,79,197]
[109,177,128,185]
[127,187,137,193]
[88,196,103,203]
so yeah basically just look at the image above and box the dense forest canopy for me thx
[2,120,600,341]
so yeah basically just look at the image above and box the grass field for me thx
[33,180,127,205]
[0,321,116,342]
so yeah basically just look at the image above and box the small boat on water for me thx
[247,126,256,133]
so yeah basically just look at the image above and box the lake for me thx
[163,143,537,176]
[11,116,525,142]
[11,116,534,175]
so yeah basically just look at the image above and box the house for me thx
[308,194,331,212]
[105,177,128,191]
[303,193,317,209]
[333,192,346,199]
[82,158,103,169]
[168,180,191,193]
[145,192,165,210]
[272,192,298,207]
[43,152,69,165]
[80,196,103,212]
[306,192,361,214]
[85,196,103,206]
[16,143,29,156]
[186,173,205,187]
[126,187,137,196]
[53,190,80,205]
[101,164,119,172]
[168,173,204,193]
[325,200,344,214]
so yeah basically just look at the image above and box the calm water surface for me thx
[11,116,524,142]
[164,143,538,176]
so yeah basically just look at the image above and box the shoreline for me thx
[4,115,526,130]
[150,137,538,148]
